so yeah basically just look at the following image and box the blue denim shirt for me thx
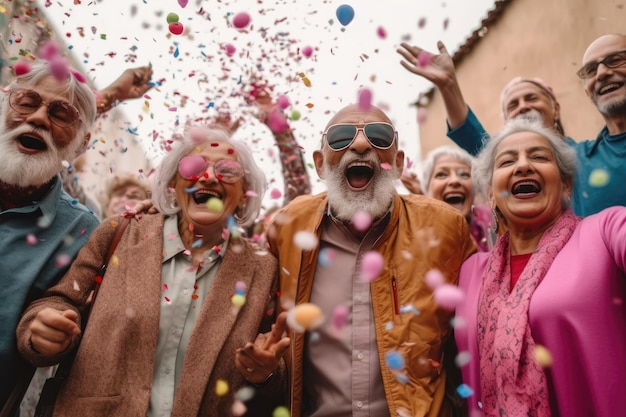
[0,175,99,404]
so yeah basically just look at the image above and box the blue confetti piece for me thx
[385,350,405,370]
[399,304,420,315]
[192,238,203,248]
[456,384,474,399]
[184,187,198,193]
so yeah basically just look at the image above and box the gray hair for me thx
[421,145,475,193]
[473,116,577,206]
[151,125,267,228]
[5,60,97,140]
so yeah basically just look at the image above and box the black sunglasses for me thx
[9,88,81,127]
[323,122,397,151]
[576,49,626,79]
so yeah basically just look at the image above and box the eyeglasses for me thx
[323,122,397,151]
[178,155,244,183]
[576,50,626,79]
[8,89,81,127]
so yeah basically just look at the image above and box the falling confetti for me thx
[335,4,355,26]
[360,251,384,282]
[433,284,464,310]
[286,303,324,333]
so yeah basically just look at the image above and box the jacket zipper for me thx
[391,276,399,315]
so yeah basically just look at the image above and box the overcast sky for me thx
[38,0,496,203]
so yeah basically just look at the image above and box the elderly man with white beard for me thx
[0,61,100,410]
[267,103,476,417]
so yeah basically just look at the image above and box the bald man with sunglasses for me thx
[267,103,476,417]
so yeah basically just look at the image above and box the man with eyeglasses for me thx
[399,33,626,217]
[267,103,476,417]
[571,33,626,216]
[0,59,152,413]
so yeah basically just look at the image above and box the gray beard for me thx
[595,95,626,118]
[0,100,81,187]
[322,155,398,222]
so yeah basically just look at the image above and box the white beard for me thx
[0,101,83,188]
[323,153,398,222]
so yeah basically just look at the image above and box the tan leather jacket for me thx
[268,192,476,417]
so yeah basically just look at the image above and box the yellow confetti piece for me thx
[534,344,553,367]
[588,168,609,187]
[215,379,229,396]
[273,406,290,417]
[111,255,119,267]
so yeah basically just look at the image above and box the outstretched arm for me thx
[397,41,468,129]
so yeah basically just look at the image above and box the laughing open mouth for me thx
[18,134,47,151]
[598,82,623,95]
[192,189,222,204]
[346,162,374,189]
[512,181,541,196]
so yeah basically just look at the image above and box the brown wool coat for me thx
[17,213,285,417]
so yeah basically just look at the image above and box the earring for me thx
[166,192,179,210]
[491,207,499,234]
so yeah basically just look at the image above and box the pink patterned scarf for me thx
[477,209,580,416]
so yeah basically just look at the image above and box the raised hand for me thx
[97,65,154,113]
[397,41,457,88]
[235,311,290,384]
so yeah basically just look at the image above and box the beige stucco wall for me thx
[418,0,625,156]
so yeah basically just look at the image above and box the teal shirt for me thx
[447,107,620,217]
[0,175,99,404]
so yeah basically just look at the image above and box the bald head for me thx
[325,103,393,130]
[582,34,626,65]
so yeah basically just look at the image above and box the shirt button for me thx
[356,401,363,408]
[357,352,364,360]
[182,289,189,295]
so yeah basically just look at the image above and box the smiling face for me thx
[171,140,246,239]
[490,131,570,233]
[313,104,404,222]
[427,155,473,220]
[502,82,558,129]
[582,34,626,118]
[0,76,87,187]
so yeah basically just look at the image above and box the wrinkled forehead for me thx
[187,139,237,160]
[583,34,626,64]
[502,82,550,105]
[14,75,71,101]
[325,104,393,128]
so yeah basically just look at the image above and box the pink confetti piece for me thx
[267,109,289,133]
[14,60,31,76]
[178,0,188,8]
[49,56,69,81]
[224,43,236,57]
[232,12,251,29]
[380,162,392,170]
[301,45,313,58]
[417,50,432,67]
[277,94,291,110]
[360,251,384,282]
[352,211,372,231]
[270,188,282,199]
[332,304,349,332]
[358,88,372,111]
[433,284,464,310]
[425,269,444,289]
[377,26,387,39]
[25,234,37,245]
